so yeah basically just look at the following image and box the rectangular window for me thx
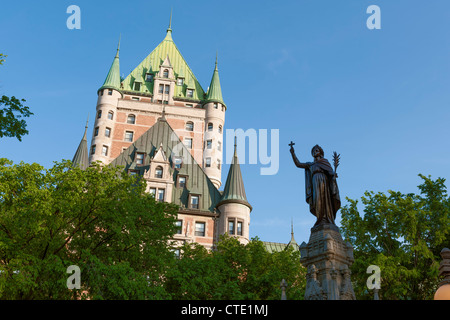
[175,220,183,235]
[187,89,194,98]
[184,138,192,149]
[237,221,243,236]
[97,110,102,119]
[136,153,144,165]
[177,78,184,86]
[105,127,111,138]
[195,222,205,237]
[178,176,186,188]
[108,89,113,95]
[207,140,212,149]
[91,145,96,155]
[125,131,134,142]
[164,85,170,94]
[101,145,108,156]
[149,188,156,197]
[132,97,140,101]
[174,248,181,259]
[190,195,199,209]
[157,189,165,202]
[217,159,221,170]
[228,220,235,235]
[205,158,211,168]
[214,103,218,109]
[186,104,193,108]
[158,84,164,94]
[94,127,99,137]
[145,73,153,82]
[108,111,114,120]
[134,82,141,91]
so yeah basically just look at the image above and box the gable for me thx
[109,119,221,212]
[121,33,205,101]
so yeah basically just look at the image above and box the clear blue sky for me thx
[1,0,450,245]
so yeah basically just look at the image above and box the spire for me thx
[205,53,225,106]
[217,139,252,210]
[99,36,121,92]
[72,116,89,170]
[164,8,173,41]
[287,218,299,249]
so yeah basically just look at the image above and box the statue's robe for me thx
[304,158,341,226]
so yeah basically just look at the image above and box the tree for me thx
[0,54,33,141]
[164,235,306,300]
[340,174,450,300]
[0,159,179,299]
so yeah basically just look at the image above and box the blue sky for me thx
[1,1,450,245]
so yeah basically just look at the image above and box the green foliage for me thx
[164,235,306,300]
[340,174,450,300]
[0,159,179,299]
[0,53,33,141]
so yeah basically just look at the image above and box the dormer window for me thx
[173,156,183,169]
[163,69,169,78]
[136,152,145,165]
[145,73,153,82]
[155,166,163,178]
[177,78,184,86]
[134,82,141,91]
[186,89,194,98]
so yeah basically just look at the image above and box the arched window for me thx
[186,121,194,131]
[108,111,114,120]
[207,123,213,132]
[155,166,163,178]
[163,69,169,78]
[127,114,136,124]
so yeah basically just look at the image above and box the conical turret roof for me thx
[205,54,225,107]
[72,118,89,170]
[99,37,121,92]
[217,139,251,210]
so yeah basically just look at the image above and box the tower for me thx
[216,139,252,244]
[203,55,226,189]
[73,17,251,251]
[89,37,122,164]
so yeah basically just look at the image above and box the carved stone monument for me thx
[290,143,355,300]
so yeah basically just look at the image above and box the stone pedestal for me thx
[300,223,356,300]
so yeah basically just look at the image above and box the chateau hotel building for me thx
[72,21,253,250]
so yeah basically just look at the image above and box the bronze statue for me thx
[289,142,341,226]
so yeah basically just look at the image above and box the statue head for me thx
[311,145,324,158]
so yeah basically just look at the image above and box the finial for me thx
[215,51,218,70]
[233,135,237,157]
[168,7,173,31]
[291,218,294,236]
[82,114,89,140]
[115,34,121,58]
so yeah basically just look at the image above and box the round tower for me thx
[216,139,252,244]
[90,38,122,165]
[203,55,226,189]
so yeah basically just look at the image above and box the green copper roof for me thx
[121,28,205,100]
[72,119,89,170]
[217,140,251,210]
[109,117,222,212]
[205,55,225,106]
[99,38,121,92]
